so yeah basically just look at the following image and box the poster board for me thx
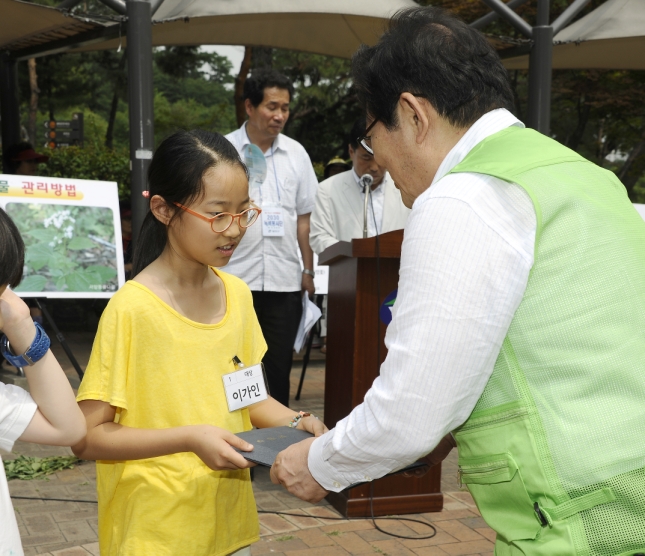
[0,174,124,298]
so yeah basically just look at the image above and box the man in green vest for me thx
[271,6,645,555]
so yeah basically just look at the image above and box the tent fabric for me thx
[2,0,418,60]
[0,0,101,52]
[85,0,420,59]
[503,0,645,70]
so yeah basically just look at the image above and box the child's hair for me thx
[131,130,248,276]
[0,207,25,287]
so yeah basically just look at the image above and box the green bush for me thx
[45,144,130,200]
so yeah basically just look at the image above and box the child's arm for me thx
[72,399,255,470]
[248,397,328,437]
[0,288,85,446]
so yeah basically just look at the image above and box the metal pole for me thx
[527,0,553,134]
[0,53,21,172]
[126,0,154,245]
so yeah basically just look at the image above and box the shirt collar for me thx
[431,108,524,186]
[239,122,285,154]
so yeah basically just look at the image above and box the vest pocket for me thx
[458,452,542,542]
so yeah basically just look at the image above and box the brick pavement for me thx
[3,333,496,555]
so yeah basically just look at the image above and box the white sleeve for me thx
[0,383,37,453]
[308,176,535,491]
[309,185,339,255]
[295,148,318,216]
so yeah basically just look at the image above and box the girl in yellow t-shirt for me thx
[73,130,326,556]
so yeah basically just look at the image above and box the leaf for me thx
[63,272,94,292]
[3,455,79,481]
[67,237,96,250]
[86,265,117,282]
[56,275,67,291]
[26,229,57,242]
[14,275,47,293]
[25,244,53,271]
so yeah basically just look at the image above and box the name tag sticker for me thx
[261,205,285,237]
[222,363,269,412]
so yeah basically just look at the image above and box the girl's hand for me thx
[296,415,328,437]
[0,287,33,337]
[188,425,257,471]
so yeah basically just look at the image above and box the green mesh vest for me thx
[449,126,645,556]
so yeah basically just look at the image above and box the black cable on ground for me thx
[11,495,437,540]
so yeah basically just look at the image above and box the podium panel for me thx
[319,230,443,517]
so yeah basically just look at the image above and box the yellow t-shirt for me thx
[77,269,267,556]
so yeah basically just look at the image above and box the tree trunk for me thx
[234,47,253,128]
[106,51,127,148]
[28,58,39,146]
[251,47,273,70]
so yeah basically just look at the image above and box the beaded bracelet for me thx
[289,411,314,428]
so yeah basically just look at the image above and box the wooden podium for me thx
[318,229,443,517]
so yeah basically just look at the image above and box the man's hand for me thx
[301,273,315,298]
[270,437,328,503]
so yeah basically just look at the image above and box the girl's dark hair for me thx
[0,207,25,287]
[131,130,248,277]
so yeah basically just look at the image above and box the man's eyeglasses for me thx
[357,118,379,155]
[174,203,262,233]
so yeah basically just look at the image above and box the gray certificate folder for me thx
[233,426,313,466]
[233,427,430,488]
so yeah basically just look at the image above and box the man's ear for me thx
[348,144,356,158]
[399,93,433,145]
[244,99,254,118]
[149,195,174,226]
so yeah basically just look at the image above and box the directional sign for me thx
[44,129,82,141]
[42,113,84,149]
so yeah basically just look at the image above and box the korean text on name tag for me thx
[222,363,268,412]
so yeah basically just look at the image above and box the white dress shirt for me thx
[1,383,37,555]
[225,124,318,292]
[308,108,537,491]
[309,170,409,255]
[352,170,384,237]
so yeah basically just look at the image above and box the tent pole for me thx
[527,0,553,134]
[126,0,154,246]
[0,53,21,172]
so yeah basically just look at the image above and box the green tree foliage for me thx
[153,47,237,143]
[45,144,130,200]
[274,50,361,164]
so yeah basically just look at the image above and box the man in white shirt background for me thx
[309,118,410,255]
[270,6,645,554]
[225,69,318,406]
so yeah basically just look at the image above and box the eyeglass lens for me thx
[210,209,260,232]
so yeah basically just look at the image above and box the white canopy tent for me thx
[0,0,418,60]
[503,0,645,70]
[0,0,105,54]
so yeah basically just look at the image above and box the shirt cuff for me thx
[308,431,350,492]
[0,385,38,453]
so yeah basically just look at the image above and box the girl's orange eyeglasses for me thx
[173,203,262,233]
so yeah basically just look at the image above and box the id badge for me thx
[261,204,285,237]
[222,363,269,412]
